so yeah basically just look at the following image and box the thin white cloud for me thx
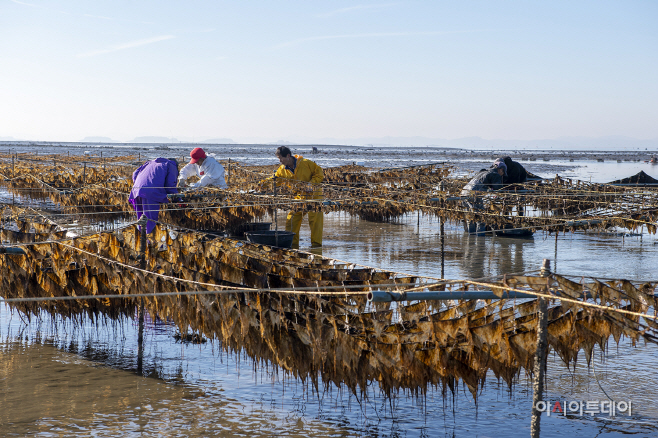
[83,13,112,20]
[274,30,490,49]
[9,0,38,7]
[173,27,215,34]
[317,3,398,18]
[77,35,175,58]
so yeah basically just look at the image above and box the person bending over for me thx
[494,157,527,186]
[129,157,179,234]
[178,147,227,189]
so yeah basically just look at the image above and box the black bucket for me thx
[245,230,295,248]
[243,222,272,233]
[233,222,272,236]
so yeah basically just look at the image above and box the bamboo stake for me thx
[531,259,551,438]
[440,217,445,279]
[137,214,147,374]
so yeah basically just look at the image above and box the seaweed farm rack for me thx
[1,153,658,436]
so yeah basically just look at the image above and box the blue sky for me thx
[1,0,657,143]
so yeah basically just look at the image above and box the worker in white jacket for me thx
[178,147,228,189]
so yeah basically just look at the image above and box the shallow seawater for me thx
[2,211,658,437]
[2,145,658,436]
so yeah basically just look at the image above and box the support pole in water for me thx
[440,217,445,279]
[273,176,279,247]
[417,178,421,232]
[531,259,551,438]
[438,181,446,280]
[12,155,15,178]
[137,214,147,374]
[227,158,231,186]
[554,231,558,272]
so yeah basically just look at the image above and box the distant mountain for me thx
[0,136,19,141]
[81,136,118,143]
[133,136,179,143]
[202,138,236,144]
[286,135,658,151]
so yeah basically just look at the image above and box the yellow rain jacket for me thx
[273,155,323,200]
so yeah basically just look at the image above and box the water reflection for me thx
[460,234,536,279]
[3,300,657,438]
[2,204,658,436]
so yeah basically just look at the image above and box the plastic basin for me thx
[245,230,295,248]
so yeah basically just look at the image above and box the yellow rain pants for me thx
[286,210,323,247]
[263,155,324,248]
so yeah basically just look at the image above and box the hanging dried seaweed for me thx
[2,222,656,400]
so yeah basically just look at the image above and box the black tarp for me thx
[608,170,658,185]
[526,170,542,180]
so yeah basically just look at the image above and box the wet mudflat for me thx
[2,144,658,437]
[2,212,658,437]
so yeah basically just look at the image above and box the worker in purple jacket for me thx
[128,158,179,234]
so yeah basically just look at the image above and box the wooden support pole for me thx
[440,217,445,279]
[137,296,145,374]
[438,182,446,280]
[137,214,147,374]
[138,214,147,270]
[417,178,420,232]
[531,259,551,438]
[554,231,559,272]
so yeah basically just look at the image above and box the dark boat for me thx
[463,220,533,238]
[494,224,534,238]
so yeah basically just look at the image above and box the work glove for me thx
[187,182,199,189]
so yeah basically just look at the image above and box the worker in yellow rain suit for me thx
[271,146,324,248]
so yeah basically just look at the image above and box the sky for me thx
[1,0,657,144]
